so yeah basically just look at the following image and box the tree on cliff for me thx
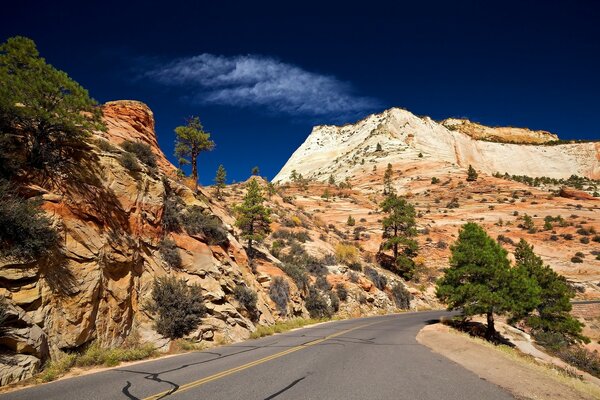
[174,116,215,187]
[251,166,260,176]
[214,164,226,199]
[380,194,418,278]
[383,163,394,195]
[513,239,588,346]
[0,36,105,172]
[466,164,478,181]
[436,223,540,339]
[234,179,271,257]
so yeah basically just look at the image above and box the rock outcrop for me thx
[273,108,599,183]
[441,118,559,144]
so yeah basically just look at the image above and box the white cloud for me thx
[146,54,380,118]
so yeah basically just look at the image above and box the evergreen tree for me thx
[383,163,394,195]
[376,142,383,152]
[265,181,277,198]
[466,164,478,182]
[251,166,260,176]
[436,223,540,339]
[174,117,215,187]
[234,179,271,256]
[514,239,588,345]
[328,175,335,185]
[380,194,418,278]
[0,36,105,171]
[214,164,226,199]
[347,215,356,226]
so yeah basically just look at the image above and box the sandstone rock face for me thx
[273,108,599,183]
[441,118,559,144]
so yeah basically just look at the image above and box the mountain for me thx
[0,101,415,385]
[273,108,600,183]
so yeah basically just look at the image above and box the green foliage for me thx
[233,284,258,321]
[305,287,333,318]
[0,179,60,261]
[162,191,184,233]
[119,152,141,173]
[279,262,309,292]
[365,266,387,290]
[391,284,411,309]
[346,215,356,226]
[335,283,348,301]
[251,166,260,176]
[520,214,535,232]
[431,177,440,184]
[383,163,394,195]
[0,36,105,170]
[159,238,181,268]
[436,223,540,338]
[376,142,383,152]
[513,239,587,345]
[557,346,600,378]
[181,206,228,245]
[234,179,272,255]
[269,276,289,316]
[214,164,226,199]
[466,165,478,182]
[174,116,215,185]
[120,140,157,170]
[148,276,206,339]
[380,194,418,277]
[328,175,335,185]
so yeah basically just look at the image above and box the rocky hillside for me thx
[440,118,559,144]
[0,101,419,386]
[273,107,600,183]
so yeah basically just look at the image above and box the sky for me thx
[2,0,600,183]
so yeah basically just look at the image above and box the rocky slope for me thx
[0,101,418,386]
[273,108,600,183]
[441,118,559,144]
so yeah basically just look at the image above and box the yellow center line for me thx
[143,320,383,400]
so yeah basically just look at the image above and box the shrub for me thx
[329,291,340,312]
[593,235,600,243]
[557,346,600,378]
[148,276,206,339]
[315,275,332,291]
[436,240,448,249]
[181,206,228,245]
[446,198,460,209]
[162,194,184,232]
[159,238,181,268]
[497,235,514,245]
[279,263,309,291]
[335,243,359,264]
[320,253,337,265]
[305,287,332,318]
[347,215,356,226]
[234,284,258,321]
[121,140,157,169]
[0,180,60,261]
[391,284,411,309]
[571,256,583,263]
[119,151,140,172]
[348,261,362,271]
[94,138,118,152]
[365,266,387,290]
[431,177,440,184]
[580,237,590,244]
[269,277,289,316]
[335,283,348,301]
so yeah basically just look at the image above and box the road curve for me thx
[1,311,513,400]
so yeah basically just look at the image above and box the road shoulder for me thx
[417,323,600,400]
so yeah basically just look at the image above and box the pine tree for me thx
[514,239,588,345]
[466,164,478,182]
[251,166,260,176]
[174,117,215,187]
[214,164,226,199]
[376,142,383,152]
[383,163,394,195]
[328,175,335,185]
[436,223,540,339]
[380,194,418,277]
[347,215,356,226]
[0,36,105,171]
[234,179,271,256]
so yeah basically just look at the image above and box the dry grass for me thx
[250,317,330,339]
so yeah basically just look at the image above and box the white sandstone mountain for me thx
[273,107,599,183]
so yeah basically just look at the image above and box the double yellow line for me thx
[143,320,382,400]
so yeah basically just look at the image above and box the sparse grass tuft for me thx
[250,318,329,339]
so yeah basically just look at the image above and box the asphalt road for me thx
[2,311,513,400]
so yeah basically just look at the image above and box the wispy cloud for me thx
[145,54,380,118]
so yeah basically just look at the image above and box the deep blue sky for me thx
[2,1,599,183]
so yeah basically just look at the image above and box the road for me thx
[2,311,513,400]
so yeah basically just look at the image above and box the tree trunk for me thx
[191,151,198,191]
[393,226,398,259]
[486,310,495,339]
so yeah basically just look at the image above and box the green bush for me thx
[315,275,332,291]
[335,283,348,301]
[305,287,332,318]
[329,291,340,312]
[234,284,258,321]
[148,276,206,338]
[162,194,184,232]
[159,238,181,268]
[121,140,157,169]
[269,277,289,316]
[365,266,387,290]
[0,180,60,261]
[557,346,600,378]
[391,284,411,309]
[279,262,309,291]
[182,206,228,245]
[119,151,140,172]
